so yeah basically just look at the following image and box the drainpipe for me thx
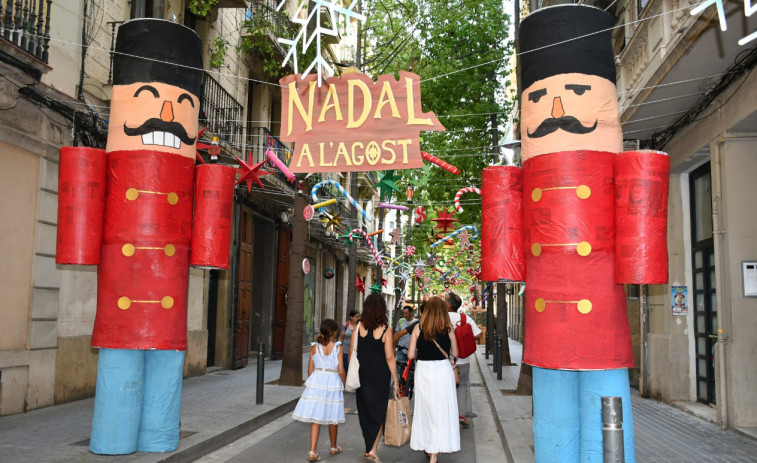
[711,139,729,429]
[228,194,242,369]
[641,284,648,397]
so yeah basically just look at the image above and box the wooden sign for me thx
[280,71,445,173]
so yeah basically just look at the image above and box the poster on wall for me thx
[672,286,688,316]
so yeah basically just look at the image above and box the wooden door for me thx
[272,225,291,359]
[233,206,254,369]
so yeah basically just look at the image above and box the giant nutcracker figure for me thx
[56,19,235,454]
[480,5,669,462]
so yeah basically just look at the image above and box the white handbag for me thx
[344,323,361,392]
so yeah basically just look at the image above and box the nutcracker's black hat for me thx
[519,5,616,90]
[112,19,203,96]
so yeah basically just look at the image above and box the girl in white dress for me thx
[292,319,346,461]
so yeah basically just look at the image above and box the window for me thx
[132,0,164,19]
[637,0,649,16]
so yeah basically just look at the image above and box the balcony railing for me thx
[200,71,244,152]
[247,126,294,187]
[0,0,52,63]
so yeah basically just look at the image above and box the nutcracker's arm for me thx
[614,150,671,284]
[190,163,236,269]
[480,166,526,282]
[56,147,107,265]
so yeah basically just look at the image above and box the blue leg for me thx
[136,350,185,452]
[90,349,145,455]
[578,370,636,463]
[533,367,580,463]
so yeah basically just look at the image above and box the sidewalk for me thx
[0,357,308,463]
[475,339,757,463]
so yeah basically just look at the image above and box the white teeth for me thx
[140,131,181,149]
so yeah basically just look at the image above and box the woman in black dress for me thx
[350,293,400,462]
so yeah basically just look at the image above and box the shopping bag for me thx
[344,348,360,392]
[384,395,412,447]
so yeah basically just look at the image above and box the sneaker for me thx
[459,415,471,427]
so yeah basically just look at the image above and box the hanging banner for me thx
[280,71,445,173]
[672,286,688,316]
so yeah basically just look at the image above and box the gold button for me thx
[164,244,176,257]
[161,296,174,309]
[577,299,592,314]
[576,185,591,199]
[167,193,179,205]
[126,188,139,201]
[122,243,135,257]
[118,297,131,310]
[531,188,542,202]
[531,243,542,257]
[577,241,591,256]
[535,298,546,312]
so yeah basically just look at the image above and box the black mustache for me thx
[123,118,196,145]
[526,116,598,138]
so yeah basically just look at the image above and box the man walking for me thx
[394,306,417,375]
[446,292,482,427]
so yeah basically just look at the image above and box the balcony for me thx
[199,71,244,154]
[0,0,52,65]
[242,0,294,61]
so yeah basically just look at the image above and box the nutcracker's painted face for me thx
[106,81,199,159]
[520,73,622,161]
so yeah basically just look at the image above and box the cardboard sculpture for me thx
[480,5,670,462]
[56,19,235,454]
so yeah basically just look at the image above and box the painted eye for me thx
[528,89,547,103]
[566,84,591,96]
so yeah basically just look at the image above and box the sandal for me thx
[364,453,381,463]
[330,446,343,455]
[307,451,321,461]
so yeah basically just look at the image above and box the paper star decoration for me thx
[458,229,472,248]
[389,228,402,245]
[398,269,411,284]
[235,154,272,192]
[375,170,402,202]
[370,283,382,293]
[381,277,388,287]
[372,250,385,267]
[356,276,366,294]
[320,211,345,234]
[431,207,459,233]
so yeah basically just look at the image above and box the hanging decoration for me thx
[430,226,479,248]
[457,228,473,248]
[319,211,345,234]
[389,228,402,245]
[370,283,383,294]
[311,179,372,222]
[431,207,459,233]
[421,151,460,175]
[453,186,481,213]
[265,148,296,183]
[375,170,402,202]
[414,206,427,224]
[379,202,409,211]
[323,268,335,279]
[348,228,384,269]
[356,276,366,294]
[235,154,272,192]
[404,245,416,257]
[313,198,337,210]
[280,72,446,173]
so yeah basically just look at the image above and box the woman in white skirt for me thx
[408,296,460,463]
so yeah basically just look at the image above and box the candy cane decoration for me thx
[454,186,481,213]
[445,248,467,265]
[379,202,409,211]
[265,148,296,183]
[311,180,372,223]
[414,206,427,224]
[348,228,383,269]
[430,225,479,248]
[313,198,337,210]
[421,151,460,175]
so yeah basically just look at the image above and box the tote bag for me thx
[384,394,412,447]
[344,323,360,392]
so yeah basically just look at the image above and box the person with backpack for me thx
[446,292,482,427]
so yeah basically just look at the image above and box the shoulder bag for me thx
[344,322,361,392]
[433,336,459,384]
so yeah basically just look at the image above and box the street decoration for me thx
[420,151,460,175]
[453,186,481,213]
[302,258,311,274]
[348,228,384,269]
[375,170,402,202]
[303,204,315,221]
[690,0,757,45]
[356,276,366,294]
[280,72,446,173]
[323,267,335,279]
[319,211,344,234]
[265,148,296,183]
[480,6,671,462]
[404,245,416,257]
[56,19,235,455]
[389,228,402,245]
[430,226,478,249]
[311,179,372,222]
[235,154,272,192]
[370,283,383,294]
[379,202,409,211]
[313,198,337,210]
[431,207,459,233]
[457,229,472,248]
[414,206,427,224]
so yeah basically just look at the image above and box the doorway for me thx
[233,206,254,369]
[690,162,716,404]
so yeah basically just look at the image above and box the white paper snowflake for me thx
[277,0,366,86]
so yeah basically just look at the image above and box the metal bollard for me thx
[602,396,624,463]
[496,337,503,380]
[256,343,265,404]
